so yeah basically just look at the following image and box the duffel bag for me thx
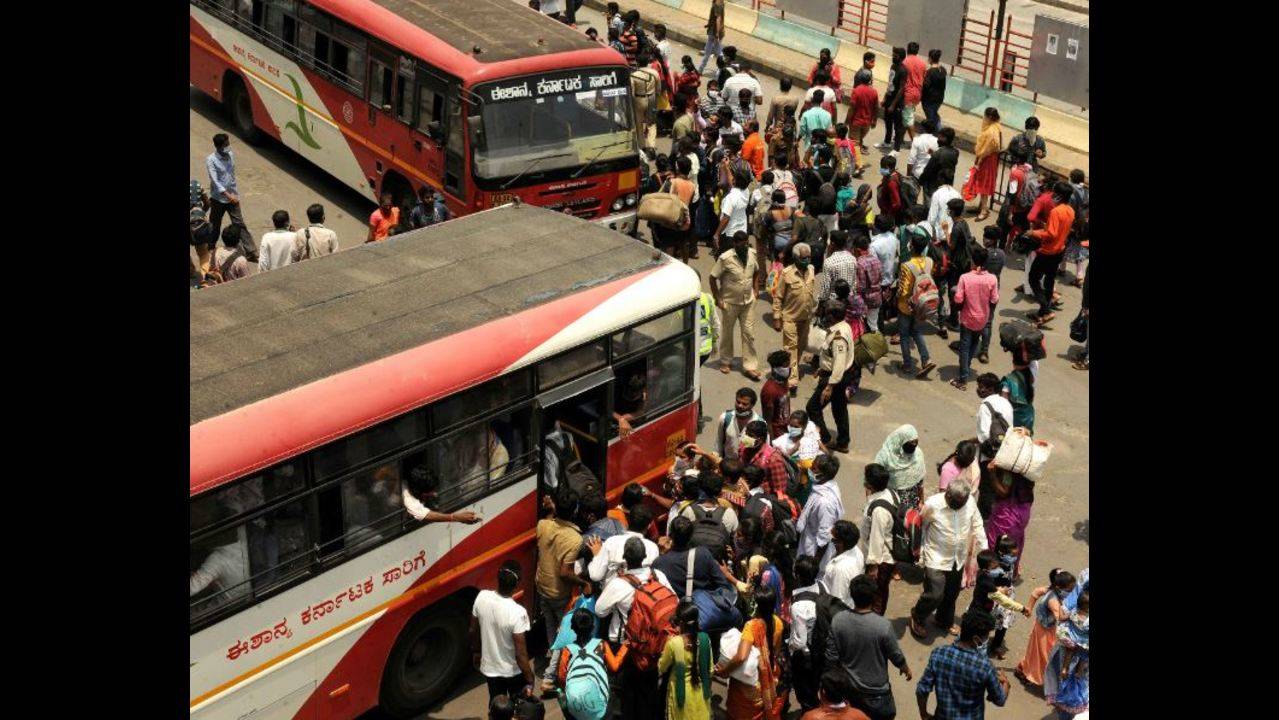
[998,319,1046,360]
[637,181,688,229]
[854,331,888,367]
[992,427,1052,482]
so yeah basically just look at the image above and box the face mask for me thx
[787,427,803,439]
[795,258,810,269]
[946,495,966,510]
[988,566,1007,578]
[773,367,791,379]
[1025,130,1038,141]
[219,147,230,156]
[735,408,753,418]
[739,436,756,449]
[879,168,890,177]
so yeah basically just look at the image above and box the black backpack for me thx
[689,504,731,560]
[806,589,851,670]
[897,172,922,211]
[998,319,1047,361]
[984,400,1011,447]
[548,433,600,497]
[866,490,922,564]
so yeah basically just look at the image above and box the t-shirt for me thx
[719,187,750,236]
[535,518,582,600]
[902,54,927,105]
[369,207,400,241]
[825,610,907,694]
[953,269,1000,332]
[721,72,763,104]
[848,84,879,128]
[258,229,296,272]
[759,378,791,439]
[472,590,531,678]
[798,106,833,143]
[921,66,948,106]
[908,134,939,177]
[985,247,1006,281]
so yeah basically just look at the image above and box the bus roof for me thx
[190,204,663,427]
[314,0,626,79]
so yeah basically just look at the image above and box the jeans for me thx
[698,33,723,75]
[806,371,853,447]
[1029,252,1063,317]
[913,567,963,628]
[980,303,996,353]
[898,313,930,371]
[791,649,819,710]
[849,689,897,720]
[538,594,570,645]
[922,101,942,132]
[958,326,981,382]
[882,106,905,151]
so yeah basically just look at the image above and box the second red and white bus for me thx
[190,0,642,234]
[190,205,699,719]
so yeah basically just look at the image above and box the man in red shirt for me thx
[876,155,904,224]
[845,70,879,156]
[950,245,999,391]
[1026,182,1075,325]
[759,350,793,440]
[901,42,928,144]
[1018,176,1056,298]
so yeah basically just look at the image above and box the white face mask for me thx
[773,367,791,379]
[1025,130,1038,142]
[739,436,756,449]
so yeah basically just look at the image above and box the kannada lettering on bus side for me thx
[224,549,429,662]
[486,69,624,103]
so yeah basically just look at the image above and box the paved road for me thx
[190,13,1088,717]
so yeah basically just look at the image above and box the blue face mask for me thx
[787,426,803,438]
[988,566,1007,578]
[999,553,1017,570]
[773,367,791,379]
[879,168,890,176]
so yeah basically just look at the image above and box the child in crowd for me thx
[967,542,1029,659]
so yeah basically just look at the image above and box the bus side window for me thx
[369,57,394,111]
[395,59,415,125]
[263,0,297,48]
[444,94,465,194]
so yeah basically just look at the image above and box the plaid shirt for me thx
[750,444,791,498]
[855,252,884,308]
[730,101,756,126]
[818,250,858,299]
[916,643,1007,720]
[699,94,725,119]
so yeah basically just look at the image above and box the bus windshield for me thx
[471,68,636,182]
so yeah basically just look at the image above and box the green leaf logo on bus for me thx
[282,73,321,150]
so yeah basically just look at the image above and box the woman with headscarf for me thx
[842,183,875,233]
[874,424,926,511]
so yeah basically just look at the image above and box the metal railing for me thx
[836,0,888,47]
[956,9,996,85]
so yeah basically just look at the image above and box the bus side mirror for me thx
[426,120,445,146]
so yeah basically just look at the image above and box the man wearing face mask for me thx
[759,350,793,441]
[806,300,855,453]
[716,387,764,459]
[772,242,818,396]
[710,231,763,379]
[1008,116,1047,171]
[910,478,986,640]
[796,454,844,571]
[205,133,258,261]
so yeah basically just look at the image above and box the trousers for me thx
[806,371,853,447]
[208,199,257,260]
[781,318,811,389]
[913,567,963,629]
[718,301,759,371]
[1029,252,1063,317]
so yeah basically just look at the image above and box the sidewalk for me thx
[587,0,1088,175]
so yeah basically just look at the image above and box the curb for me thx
[580,0,1084,175]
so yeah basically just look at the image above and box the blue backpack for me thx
[557,639,609,720]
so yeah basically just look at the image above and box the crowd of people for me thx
[188,133,453,287]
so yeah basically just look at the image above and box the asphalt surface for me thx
[190,9,1088,716]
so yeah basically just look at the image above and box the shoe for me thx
[950,378,967,391]
[893,360,916,375]
[978,351,990,364]
[935,328,949,340]
[788,386,798,398]
[828,442,850,453]
[948,341,961,353]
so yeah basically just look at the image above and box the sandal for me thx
[1072,359,1089,371]
[1036,312,1056,326]
[916,361,936,379]
[719,363,731,374]
[978,352,990,364]
[744,370,763,382]
[950,378,967,391]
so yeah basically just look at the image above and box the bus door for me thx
[534,367,613,505]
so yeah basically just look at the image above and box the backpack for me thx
[774,170,800,207]
[813,182,837,216]
[998,319,1047,361]
[557,640,609,720]
[689,504,731,559]
[621,573,680,671]
[801,168,824,202]
[1015,169,1041,209]
[904,258,940,321]
[984,400,1012,447]
[835,142,855,176]
[548,432,601,496]
[685,549,744,631]
[1069,185,1090,233]
[805,590,851,670]
[897,172,922,212]
[867,489,923,563]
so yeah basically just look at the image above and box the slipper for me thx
[1072,359,1089,371]
[744,370,763,381]
[909,617,928,640]
[975,212,990,222]
[889,336,901,345]
[978,352,990,364]
[719,364,731,374]
[950,379,967,391]
[916,361,936,379]
[949,624,961,636]
[1035,312,1056,326]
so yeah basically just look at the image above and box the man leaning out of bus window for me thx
[403,466,482,524]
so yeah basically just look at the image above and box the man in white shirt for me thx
[909,479,986,639]
[583,505,660,584]
[720,62,763,107]
[927,168,962,241]
[190,530,250,613]
[860,464,897,616]
[797,454,844,572]
[258,209,298,272]
[402,466,482,524]
[594,537,675,645]
[292,203,339,262]
[819,520,865,607]
[716,181,751,255]
[788,555,823,711]
[470,561,536,701]
[975,373,1015,447]
[906,119,939,178]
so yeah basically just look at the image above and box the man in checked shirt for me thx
[916,610,1009,720]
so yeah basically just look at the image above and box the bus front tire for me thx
[379,601,470,718]
[225,76,263,145]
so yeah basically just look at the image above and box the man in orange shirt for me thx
[741,119,766,179]
[366,193,400,243]
[1025,182,1075,325]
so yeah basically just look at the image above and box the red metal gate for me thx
[836,0,888,47]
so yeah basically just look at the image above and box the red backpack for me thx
[621,574,679,671]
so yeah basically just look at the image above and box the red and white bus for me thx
[190,205,699,719]
[190,0,641,235]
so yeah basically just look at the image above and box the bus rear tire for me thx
[225,75,263,145]
[378,600,470,718]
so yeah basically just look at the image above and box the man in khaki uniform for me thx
[630,50,661,153]
[806,301,854,453]
[771,242,817,394]
[709,231,763,380]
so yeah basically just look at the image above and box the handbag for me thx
[992,427,1052,482]
[637,179,688,229]
[1069,310,1088,343]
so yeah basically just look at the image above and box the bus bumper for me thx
[598,210,637,237]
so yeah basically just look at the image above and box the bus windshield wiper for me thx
[501,152,573,190]
[571,139,635,179]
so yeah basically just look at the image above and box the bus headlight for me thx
[612,198,625,212]
[624,193,637,207]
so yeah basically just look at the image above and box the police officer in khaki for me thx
[806,300,855,453]
[709,231,763,381]
[770,242,817,396]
